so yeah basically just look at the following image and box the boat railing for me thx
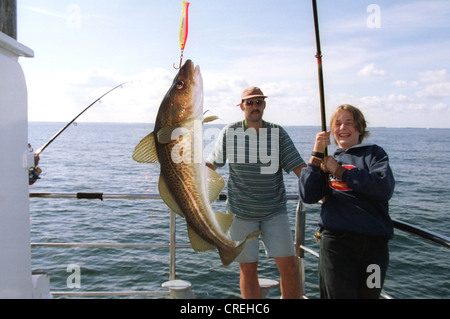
[29,192,450,299]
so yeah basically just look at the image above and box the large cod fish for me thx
[133,60,258,266]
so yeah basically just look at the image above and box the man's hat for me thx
[237,86,268,105]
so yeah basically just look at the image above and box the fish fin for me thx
[157,126,189,144]
[218,230,261,267]
[203,115,219,124]
[214,212,235,234]
[158,175,184,217]
[187,225,216,252]
[132,132,159,163]
[206,167,225,203]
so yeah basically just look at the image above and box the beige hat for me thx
[237,86,268,105]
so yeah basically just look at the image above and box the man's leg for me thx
[239,261,260,299]
[229,217,261,299]
[275,256,301,299]
[261,213,301,298]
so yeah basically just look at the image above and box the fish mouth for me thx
[188,61,203,119]
[190,61,203,90]
[184,59,202,85]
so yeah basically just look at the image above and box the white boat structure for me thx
[1,2,449,299]
[0,1,44,299]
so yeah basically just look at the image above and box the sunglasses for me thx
[244,99,265,106]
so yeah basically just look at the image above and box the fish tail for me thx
[218,230,261,267]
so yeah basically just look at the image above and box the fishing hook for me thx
[173,51,184,70]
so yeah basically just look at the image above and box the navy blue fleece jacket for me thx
[299,144,395,238]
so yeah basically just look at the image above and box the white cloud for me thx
[432,103,448,111]
[27,67,174,123]
[416,82,450,99]
[357,63,386,77]
[418,69,448,83]
[392,80,419,88]
[386,94,413,103]
[26,63,450,129]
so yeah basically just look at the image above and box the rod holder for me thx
[162,280,195,299]
[31,270,52,299]
[258,278,279,299]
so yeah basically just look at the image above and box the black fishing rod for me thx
[312,0,328,157]
[35,82,130,155]
[29,82,130,185]
[311,0,330,197]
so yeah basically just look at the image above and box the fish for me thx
[132,60,259,266]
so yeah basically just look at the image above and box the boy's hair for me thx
[330,104,370,144]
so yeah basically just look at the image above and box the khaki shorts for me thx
[229,213,296,263]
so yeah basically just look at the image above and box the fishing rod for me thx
[311,0,330,196]
[312,0,328,157]
[29,81,130,185]
[35,82,130,155]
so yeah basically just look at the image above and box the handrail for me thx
[30,243,191,249]
[30,192,449,299]
[30,192,450,250]
[392,219,450,249]
[51,291,169,297]
[29,192,300,201]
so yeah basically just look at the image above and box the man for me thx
[206,87,306,299]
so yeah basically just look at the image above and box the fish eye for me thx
[176,81,184,90]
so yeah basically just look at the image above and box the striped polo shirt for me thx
[207,120,304,220]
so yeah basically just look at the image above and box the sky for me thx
[16,0,450,128]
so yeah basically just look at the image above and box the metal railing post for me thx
[294,200,306,298]
[169,210,176,281]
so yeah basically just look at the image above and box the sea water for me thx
[28,123,450,299]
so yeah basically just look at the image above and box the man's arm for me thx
[206,162,218,171]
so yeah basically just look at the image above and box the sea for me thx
[28,122,450,299]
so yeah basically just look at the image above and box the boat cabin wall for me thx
[0,26,34,298]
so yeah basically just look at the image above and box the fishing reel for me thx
[29,166,42,185]
[27,144,41,185]
[314,228,322,243]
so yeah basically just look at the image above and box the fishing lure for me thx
[174,1,190,69]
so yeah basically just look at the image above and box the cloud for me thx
[381,1,450,31]
[27,67,174,123]
[432,103,448,111]
[392,80,419,88]
[357,63,386,77]
[418,69,448,83]
[416,82,450,99]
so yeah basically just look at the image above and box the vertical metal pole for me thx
[0,0,17,39]
[169,210,176,280]
[294,200,306,298]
